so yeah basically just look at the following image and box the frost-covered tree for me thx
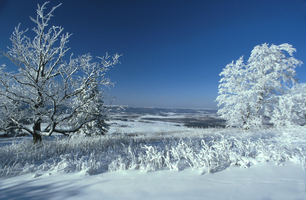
[0,2,120,142]
[271,83,306,127]
[215,56,253,128]
[70,84,111,136]
[216,43,302,129]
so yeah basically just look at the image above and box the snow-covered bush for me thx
[1,127,305,177]
[0,2,120,143]
[216,43,302,129]
[272,83,306,127]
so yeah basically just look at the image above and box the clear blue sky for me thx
[1,0,306,109]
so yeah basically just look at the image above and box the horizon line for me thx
[107,105,217,110]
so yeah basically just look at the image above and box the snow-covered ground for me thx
[1,162,305,200]
[1,110,306,200]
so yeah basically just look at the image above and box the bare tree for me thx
[0,2,120,143]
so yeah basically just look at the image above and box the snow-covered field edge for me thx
[1,125,305,178]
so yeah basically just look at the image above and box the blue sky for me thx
[1,0,306,109]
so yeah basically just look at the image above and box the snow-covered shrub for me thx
[1,127,306,177]
[272,83,306,127]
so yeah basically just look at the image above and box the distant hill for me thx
[109,106,217,115]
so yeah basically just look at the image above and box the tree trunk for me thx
[33,121,42,144]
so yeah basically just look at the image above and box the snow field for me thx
[1,162,306,200]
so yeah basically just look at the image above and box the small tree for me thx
[216,43,302,129]
[271,83,306,127]
[215,56,253,128]
[0,2,120,143]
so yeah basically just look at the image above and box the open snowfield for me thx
[1,162,305,200]
[1,108,306,200]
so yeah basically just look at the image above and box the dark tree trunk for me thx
[33,121,42,144]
